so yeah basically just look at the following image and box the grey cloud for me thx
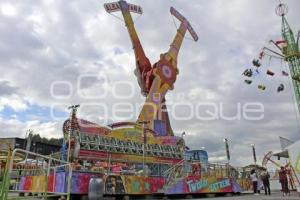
[0,80,19,96]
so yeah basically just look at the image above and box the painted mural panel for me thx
[166,176,235,194]
[17,172,102,194]
[104,175,165,195]
[55,172,66,193]
[124,176,165,194]
[105,175,126,194]
[71,172,92,194]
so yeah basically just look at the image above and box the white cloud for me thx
[0,95,28,111]
[1,3,17,17]
[0,117,61,138]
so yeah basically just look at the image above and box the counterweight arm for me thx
[137,7,198,134]
[118,1,152,95]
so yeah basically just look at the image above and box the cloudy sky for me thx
[0,0,300,167]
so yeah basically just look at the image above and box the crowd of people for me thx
[249,166,292,196]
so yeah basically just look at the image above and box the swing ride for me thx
[243,3,300,96]
[246,1,300,195]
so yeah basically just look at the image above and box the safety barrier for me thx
[2,148,72,200]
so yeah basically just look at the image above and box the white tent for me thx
[287,140,300,195]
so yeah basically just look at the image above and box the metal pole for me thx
[43,158,52,200]
[223,138,230,178]
[108,155,111,175]
[251,144,257,167]
[138,121,149,176]
[66,163,72,200]
[0,142,11,200]
[67,128,71,163]
[142,123,145,173]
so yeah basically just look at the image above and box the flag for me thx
[279,136,294,150]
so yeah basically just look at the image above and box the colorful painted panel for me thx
[118,175,165,194]
[18,175,53,193]
[18,177,25,191]
[55,172,66,193]
[71,172,102,194]
[18,172,102,194]
[23,176,33,191]
[165,176,239,194]
[105,175,126,194]
[236,178,251,191]
[47,174,55,192]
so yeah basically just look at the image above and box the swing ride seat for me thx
[252,59,261,67]
[244,80,252,84]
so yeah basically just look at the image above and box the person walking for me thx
[250,169,259,195]
[261,169,271,195]
[279,166,289,196]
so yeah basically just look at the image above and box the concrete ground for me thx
[7,191,300,199]
[194,191,299,200]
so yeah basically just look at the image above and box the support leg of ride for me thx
[206,193,216,198]
[19,192,25,196]
[80,195,89,200]
[122,195,130,200]
[224,193,233,197]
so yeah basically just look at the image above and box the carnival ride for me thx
[242,3,300,94]
[62,0,200,174]
[1,1,249,199]
[60,0,244,198]
[247,2,300,194]
[262,151,298,191]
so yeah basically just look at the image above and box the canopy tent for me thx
[287,140,300,195]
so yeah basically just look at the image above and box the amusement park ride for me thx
[4,0,300,199]
[62,0,200,167]
[246,2,300,193]
[0,1,247,199]
[58,1,242,198]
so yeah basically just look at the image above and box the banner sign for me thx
[104,2,142,14]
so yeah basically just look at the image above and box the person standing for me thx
[250,169,259,195]
[261,169,271,195]
[279,166,289,196]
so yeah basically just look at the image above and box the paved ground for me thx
[194,191,299,200]
[7,191,300,199]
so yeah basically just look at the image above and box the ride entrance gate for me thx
[3,148,72,200]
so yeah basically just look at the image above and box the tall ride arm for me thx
[105,1,152,95]
[165,7,198,71]
[105,2,198,136]
[137,7,198,134]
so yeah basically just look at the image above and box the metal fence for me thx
[2,148,72,200]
